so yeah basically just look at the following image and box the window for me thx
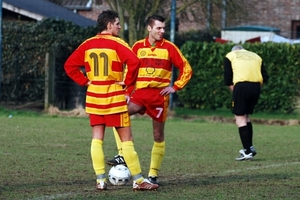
[291,20,300,39]
[95,0,103,5]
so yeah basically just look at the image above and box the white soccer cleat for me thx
[235,149,253,161]
[96,181,107,190]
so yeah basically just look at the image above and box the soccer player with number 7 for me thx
[64,10,159,191]
[107,15,193,185]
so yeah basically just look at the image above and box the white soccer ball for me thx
[108,165,131,186]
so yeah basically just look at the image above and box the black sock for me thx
[247,122,253,147]
[239,126,251,154]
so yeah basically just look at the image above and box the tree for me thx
[46,0,248,45]
[104,0,248,45]
[105,0,203,45]
[106,0,160,45]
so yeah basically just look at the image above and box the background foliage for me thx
[178,42,300,113]
[1,19,97,107]
[48,0,248,45]
[1,20,300,113]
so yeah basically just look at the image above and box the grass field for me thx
[0,110,299,199]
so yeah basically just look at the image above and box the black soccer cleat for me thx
[250,146,257,157]
[106,155,127,166]
[148,176,160,185]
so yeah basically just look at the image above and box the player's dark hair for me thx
[97,10,119,32]
[147,15,165,28]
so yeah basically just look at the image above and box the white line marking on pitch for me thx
[29,192,79,200]
[224,161,300,174]
[174,161,300,178]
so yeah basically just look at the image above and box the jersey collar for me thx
[144,36,165,47]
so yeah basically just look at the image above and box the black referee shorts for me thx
[232,82,261,116]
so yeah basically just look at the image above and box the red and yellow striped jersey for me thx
[127,36,192,94]
[64,33,140,115]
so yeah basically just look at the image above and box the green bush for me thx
[178,42,300,113]
[2,20,300,113]
[1,19,97,104]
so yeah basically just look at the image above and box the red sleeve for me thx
[169,44,193,91]
[117,43,140,88]
[64,43,89,86]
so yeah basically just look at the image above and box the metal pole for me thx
[169,0,176,110]
[0,0,3,100]
[222,0,226,29]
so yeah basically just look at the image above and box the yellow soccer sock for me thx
[122,141,142,177]
[134,177,144,184]
[113,127,123,156]
[96,178,106,184]
[91,139,105,177]
[149,141,165,177]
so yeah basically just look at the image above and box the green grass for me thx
[174,107,300,120]
[0,111,300,199]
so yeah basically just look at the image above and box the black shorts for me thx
[232,82,261,116]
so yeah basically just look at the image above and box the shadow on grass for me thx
[1,172,298,192]
[161,171,299,187]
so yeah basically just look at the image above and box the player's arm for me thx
[64,46,89,86]
[117,44,140,88]
[116,64,135,103]
[171,47,193,91]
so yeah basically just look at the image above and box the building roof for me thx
[223,25,280,33]
[60,0,92,11]
[2,0,96,27]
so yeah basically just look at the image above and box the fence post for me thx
[44,52,55,110]
[0,0,2,100]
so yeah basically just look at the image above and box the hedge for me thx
[178,42,300,113]
[1,19,97,107]
[1,19,300,113]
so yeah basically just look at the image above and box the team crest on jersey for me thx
[140,51,146,57]
[146,66,155,74]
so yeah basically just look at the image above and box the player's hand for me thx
[116,81,125,85]
[160,87,175,96]
[125,95,130,104]
[85,80,92,86]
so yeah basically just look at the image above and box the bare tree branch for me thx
[103,0,248,44]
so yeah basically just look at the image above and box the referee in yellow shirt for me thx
[224,45,269,161]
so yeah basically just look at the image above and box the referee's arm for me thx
[224,57,233,86]
[261,62,269,84]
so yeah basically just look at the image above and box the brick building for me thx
[67,0,300,39]
[3,0,300,39]
[237,0,300,39]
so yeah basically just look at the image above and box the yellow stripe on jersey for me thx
[136,68,172,79]
[86,106,127,115]
[88,84,124,94]
[86,94,126,106]
[137,48,169,60]
[86,84,126,108]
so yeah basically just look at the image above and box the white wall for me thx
[221,31,275,43]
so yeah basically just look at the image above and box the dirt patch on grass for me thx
[179,115,300,126]
[1,102,299,126]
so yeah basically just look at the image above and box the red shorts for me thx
[130,88,169,122]
[89,112,130,127]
